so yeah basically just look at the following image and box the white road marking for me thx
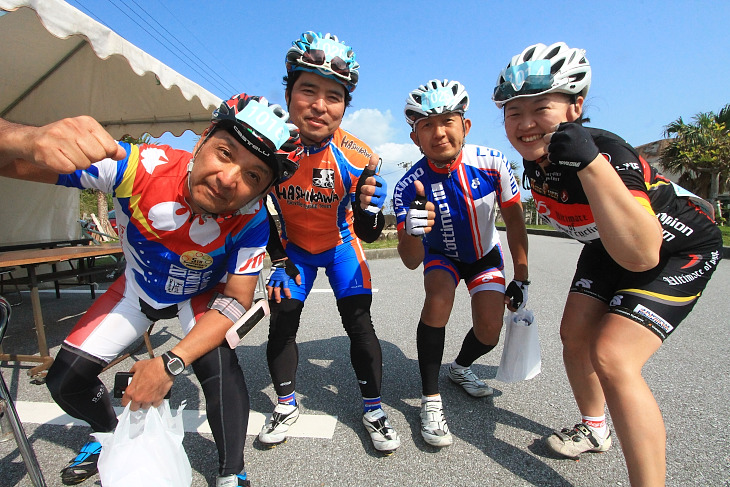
[14,401,338,439]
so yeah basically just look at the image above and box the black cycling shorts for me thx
[570,242,722,340]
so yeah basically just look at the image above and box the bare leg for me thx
[560,293,608,417]
[593,313,665,487]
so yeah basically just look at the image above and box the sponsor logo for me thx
[558,160,582,168]
[180,250,213,270]
[657,212,694,239]
[560,189,569,203]
[312,168,335,189]
[340,135,372,158]
[634,304,673,334]
[275,184,340,205]
[166,265,213,295]
[662,252,718,286]
[610,295,623,307]
[575,278,592,289]
[432,182,458,259]
[393,167,425,208]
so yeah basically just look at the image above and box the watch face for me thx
[164,354,184,376]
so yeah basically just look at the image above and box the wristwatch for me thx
[161,351,185,377]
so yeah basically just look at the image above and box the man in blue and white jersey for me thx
[393,79,529,447]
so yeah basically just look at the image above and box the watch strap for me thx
[161,351,184,376]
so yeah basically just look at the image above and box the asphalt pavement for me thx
[1,233,729,486]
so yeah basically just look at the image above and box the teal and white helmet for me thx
[404,79,470,128]
[492,42,591,108]
[286,31,359,93]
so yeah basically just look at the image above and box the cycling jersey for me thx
[523,127,723,339]
[393,144,521,263]
[56,142,268,308]
[268,127,373,254]
[523,127,719,254]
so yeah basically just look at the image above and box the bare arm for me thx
[0,116,126,179]
[397,228,426,270]
[122,273,257,409]
[578,157,662,271]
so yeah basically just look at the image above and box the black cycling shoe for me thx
[60,439,101,485]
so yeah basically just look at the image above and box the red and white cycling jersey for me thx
[56,142,268,308]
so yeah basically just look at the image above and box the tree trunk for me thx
[96,190,108,219]
[710,170,720,203]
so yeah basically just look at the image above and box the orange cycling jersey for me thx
[269,127,373,254]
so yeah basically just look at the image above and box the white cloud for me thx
[341,108,422,188]
[341,108,394,147]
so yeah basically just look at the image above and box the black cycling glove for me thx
[505,279,529,310]
[547,122,599,172]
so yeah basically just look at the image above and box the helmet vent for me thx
[551,59,565,75]
[546,45,561,60]
[524,46,536,61]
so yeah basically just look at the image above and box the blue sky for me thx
[65,0,729,188]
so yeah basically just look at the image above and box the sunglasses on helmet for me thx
[299,49,351,78]
[493,60,554,103]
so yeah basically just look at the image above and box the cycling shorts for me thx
[64,275,222,363]
[282,239,371,302]
[570,242,722,340]
[423,244,506,297]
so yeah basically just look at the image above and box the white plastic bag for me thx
[495,308,541,382]
[94,400,191,487]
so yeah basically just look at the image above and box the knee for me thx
[337,295,375,336]
[589,340,632,386]
[46,347,103,401]
[268,299,304,340]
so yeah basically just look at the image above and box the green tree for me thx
[660,104,730,202]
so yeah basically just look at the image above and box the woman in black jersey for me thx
[492,42,722,486]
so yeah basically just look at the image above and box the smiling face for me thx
[187,129,274,215]
[410,112,471,165]
[503,93,584,162]
[286,71,347,145]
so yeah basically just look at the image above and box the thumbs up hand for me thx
[405,180,435,236]
[356,154,388,215]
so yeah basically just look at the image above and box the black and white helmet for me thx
[404,79,469,129]
[492,42,591,108]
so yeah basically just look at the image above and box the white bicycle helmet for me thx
[404,79,470,128]
[286,31,359,93]
[492,42,591,108]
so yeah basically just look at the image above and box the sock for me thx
[450,360,467,371]
[277,392,296,406]
[421,394,442,404]
[363,397,381,413]
[582,414,608,437]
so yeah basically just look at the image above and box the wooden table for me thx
[0,243,123,378]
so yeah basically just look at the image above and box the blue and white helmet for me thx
[286,31,360,93]
[404,79,470,129]
[492,42,591,108]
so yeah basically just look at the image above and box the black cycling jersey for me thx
[523,127,720,255]
[523,126,722,340]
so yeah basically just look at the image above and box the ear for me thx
[463,118,472,137]
[409,130,420,147]
[567,96,585,122]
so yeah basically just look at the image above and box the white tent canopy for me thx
[0,0,222,244]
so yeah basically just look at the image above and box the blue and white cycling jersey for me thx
[393,144,521,264]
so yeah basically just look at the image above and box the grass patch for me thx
[720,225,730,246]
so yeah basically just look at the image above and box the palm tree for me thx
[660,104,730,202]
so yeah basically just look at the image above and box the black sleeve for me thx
[266,207,288,262]
[353,204,385,243]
